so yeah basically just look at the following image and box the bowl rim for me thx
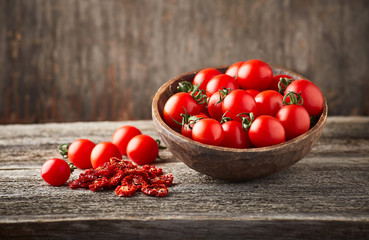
[152,65,328,153]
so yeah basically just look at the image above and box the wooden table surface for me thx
[0,117,368,239]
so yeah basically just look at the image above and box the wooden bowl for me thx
[152,65,328,181]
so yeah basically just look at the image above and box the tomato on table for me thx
[248,115,285,147]
[126,135,159,165]
[237,59,273,91]
[193,68,222,92]
[284,79,324,116]
[67,139,95,169]
[41,158,71,186]
[91,142,121,169]
[205,74,239,97]
[192,118,224,146]
[111,125,142,155]
[254,90,283,116]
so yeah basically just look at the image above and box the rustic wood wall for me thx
[0,0,368,124]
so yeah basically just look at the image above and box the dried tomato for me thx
[150,173,174,187]
[89,177,110,192]
[121,174,148,191]
[115,185,137,197]
[141,184,168,197]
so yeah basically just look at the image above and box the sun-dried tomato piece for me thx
[125,169,150,182]
[121,174,148,191]
[108,170,126,188]
[141,165,163,177]
[110,157,137,170]
[141,184,168,197]
[115,185,137,197]
[89,177,110,192]
[150,173,174,186]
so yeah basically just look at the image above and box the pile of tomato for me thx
[163,59,324,148]
[41,125,172,197]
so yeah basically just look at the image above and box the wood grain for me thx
[0,0,368,124]
[0,117,368,239]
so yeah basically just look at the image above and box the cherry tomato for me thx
[222,89,257,121]
[91,142,121,169]
[268,74,293,92]
[67,139,95,169]
[237,59,273,91]
[245,89,260,98]
[225,61,244,77]
[41,158,71,186]
[181,114,209,139]
[111,125,142,155]
[254,90,283,116]
[192,118,224,146]
[276,105,310,140]
[163,92,201,130]
[221,120,251,149]
[207,89,229,122]
[205,74,239,97]
[126,135,159,165]
[193,68,222,92]
[284,79,324,116]
[249,115,285,147]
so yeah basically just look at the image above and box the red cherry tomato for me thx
[205,74,239,97]
[181,114,209,139]
[225,61,244,77]
[276,105,310,140]
[41,158,71,186]
[208,90,229,122]
[222,89,257,121]
[193,68,222,92]
[192,118,224,146]
[249,115,285,147]
[245,89,260,98]
[221,120,251,149]
[126,135,159,165]
[163,92,201,130]
[111,125,142,155]
[237,59,273,91]
[284,79,324,116]
[67,139,95,169]
[91,142,121,169]
[268,74,293,92]
[254,90,283,116]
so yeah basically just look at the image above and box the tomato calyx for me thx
[237,112,255,131]
[216,87,232,105]
[278,77,295,94]
[69,162,77,174]
[190,83,207,105]
[58,143,70,159]
[155,139,167,150]
[220,111,233,124]
[283,91,304,105]
[177,81,194,93]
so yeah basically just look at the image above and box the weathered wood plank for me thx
[0,0,368,124]
[0,117,368,239]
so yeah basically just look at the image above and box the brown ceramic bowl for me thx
[152,65,328,181]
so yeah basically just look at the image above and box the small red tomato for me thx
[221,120,251,149]
[111,125,142,155]
[284,79,324,116]
[205,74,239,97]
[193,68,222,92]
[245,89,260,98]
[222,89,257,121]
[237,59,273,91]
[192,118,224,146]
[41,158,71,186]
[276,105,310,140]
[208,90,229,122]
[249,115,285,147]
[255,90,283,116]
[181,114,209,139]
[225,61,244,77]
[126,135,159,165]
[91,142,121,169]
[163,92,201,130]
[268,74,293,92]
[67,139,95,169]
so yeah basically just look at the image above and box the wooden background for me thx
[0,0,368,124]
